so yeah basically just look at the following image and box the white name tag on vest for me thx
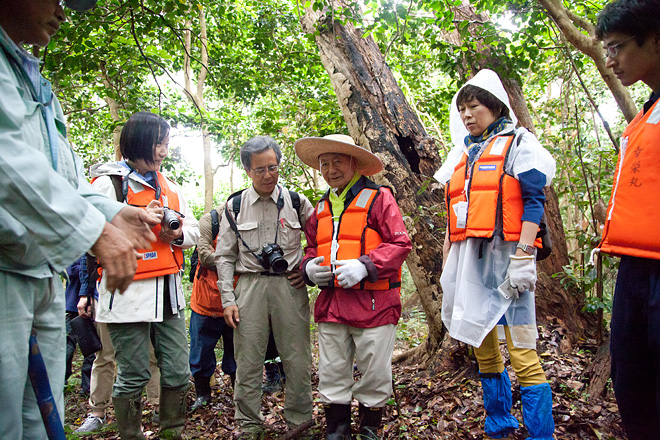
[143,251,158,261]
[490,137,508,156]
[453,201,468,229]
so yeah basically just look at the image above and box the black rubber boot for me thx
[324,403,351,440]
[159,384,188,439]
[113,393,145,440]
[190,375,212,412]
[358,403,383,439]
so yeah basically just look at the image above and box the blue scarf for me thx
[464,117,512,166]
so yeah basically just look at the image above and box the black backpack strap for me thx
[210,208,220,240]
[222,189,245,237]
[109,174,124,202]
[288,190,301,222]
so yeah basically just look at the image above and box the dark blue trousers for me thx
[189,310,236,379]
[611,256,660,440]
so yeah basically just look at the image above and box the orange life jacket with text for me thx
[446,134,542,246]
[190,236,223,317]
[599,99,660,260]
[316,184,401,290]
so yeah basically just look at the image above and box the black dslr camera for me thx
[256,243,288,274]
[162,207,181,230]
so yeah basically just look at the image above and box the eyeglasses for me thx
[250,165,279,176]
[603,35,636,59]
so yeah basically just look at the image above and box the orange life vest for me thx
[316,185,401,290]
[190,237,223,317]
[129,172,184,280]
[446,134,541,246]
[599,100,660,259]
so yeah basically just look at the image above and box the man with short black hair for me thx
[596,1,660,438]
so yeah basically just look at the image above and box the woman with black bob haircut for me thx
[119,111,171,165]
[435,69,556,440]
[89,111,199,440]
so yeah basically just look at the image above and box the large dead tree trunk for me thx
[301,6,446,365]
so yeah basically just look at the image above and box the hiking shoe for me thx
[190,394,212,412]
[75,414,106,433]
[262,379,283,394]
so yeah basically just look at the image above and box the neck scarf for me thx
[464,117,512,166]
[328,172,361,220]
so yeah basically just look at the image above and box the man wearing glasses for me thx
[215,136,314,439]
[596,1,660,439]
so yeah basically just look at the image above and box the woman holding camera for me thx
[91,111,199,440]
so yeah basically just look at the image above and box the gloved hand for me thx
[305,256,333,286]
[507,255,537,293]
[334,259,368,289]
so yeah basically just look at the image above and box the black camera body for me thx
[257,243,288,274]
[162,207,181,230]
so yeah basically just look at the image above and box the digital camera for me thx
[162,207,181,230]
[256,243,288,274]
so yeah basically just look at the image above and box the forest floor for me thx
[63,316,625,439]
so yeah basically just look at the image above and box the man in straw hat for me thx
[295,134,412,439]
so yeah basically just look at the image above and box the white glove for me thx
[334,259,368,289]
[305,256,333,286]
[507,255,537,293]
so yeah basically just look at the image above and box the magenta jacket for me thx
[302,177,412,329]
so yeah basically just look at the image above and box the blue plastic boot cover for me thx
[520,383,554,439]
[479,371,520,438]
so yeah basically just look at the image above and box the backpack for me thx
[223,188,301,235]
[188,209,219,282]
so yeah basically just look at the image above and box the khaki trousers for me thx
[233,274,312,429]
[318,322,397,408]
[473,325,547,387]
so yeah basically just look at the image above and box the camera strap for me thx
[224,201,261,261]
[224,186,285,261]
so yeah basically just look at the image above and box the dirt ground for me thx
[63,319,625,439]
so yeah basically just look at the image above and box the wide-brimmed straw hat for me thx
[294,134,384,176]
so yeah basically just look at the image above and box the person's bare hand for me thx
[223,305,240,329]
[111,206,159,250]
[159,218,183,243]
[91,222,140,294]
[77,296,92,319]
[287,268,305,289]
[145,200,164,222]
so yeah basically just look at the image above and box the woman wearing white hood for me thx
[436,70,555,440]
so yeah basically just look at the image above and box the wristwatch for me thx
[516,242,536,256]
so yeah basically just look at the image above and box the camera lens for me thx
[260,243,288,274]
[270,256,288,274]
[163,209,180,230]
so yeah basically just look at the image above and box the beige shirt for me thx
[215,184,314,308]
